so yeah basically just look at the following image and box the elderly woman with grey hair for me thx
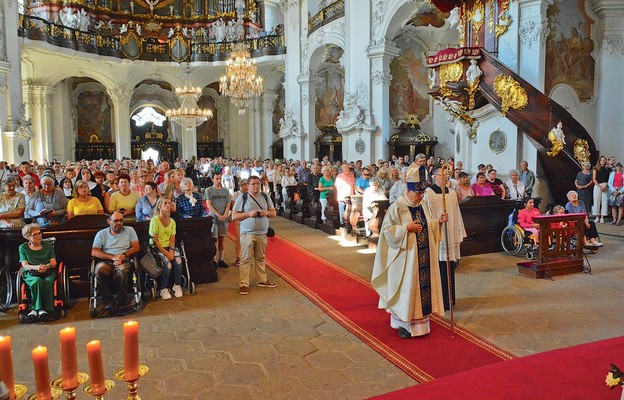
[0,177,26,228]
[565,190,602,247]
[25,175,68,226]
[19,174,38,207]
[18,223,58,322]
[506,169,526,200]
[175,177,208,218]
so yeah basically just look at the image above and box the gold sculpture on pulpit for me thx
[574,139,590,164]
[89,134,101,143]
[547,121,565,157]
[439,62,463,97]
[493,74,528,117]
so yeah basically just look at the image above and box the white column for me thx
[261,91,279,159]
[281,0,303,160]
[109,85,133,159]
[298,74,322,161]
[23,84,55,162]
[343,0,373,164]
[368,43,400,162]
[0,0,23,133]
[250,97,263,158]
[517,0,552,90]
[592,0,624,157]
[179,126,198,160]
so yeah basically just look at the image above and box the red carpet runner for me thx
[371,336,624,400]
[231,227,515,382]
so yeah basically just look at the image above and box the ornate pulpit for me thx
[389,121,438,161]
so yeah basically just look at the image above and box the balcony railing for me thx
[18,14,286,62]
[308,0,345,35]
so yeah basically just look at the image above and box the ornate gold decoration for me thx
[119,25,142,60]
[574,139,590,164]
[464,78,480,110]
[439,62,463,97]
[414,132,432,142]
[219,43,264,114]
[404,115,421,128]
[166,64,213,128]
[493,74,528,116]
[89,134,101,143]
[169,25,190,63]
[459,4,467,47]
[495,0,512,37]
[469,0,485,45]
[546,122,565,157]
[488,0,495,34]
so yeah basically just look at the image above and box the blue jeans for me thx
[338,201,346,226]
[156,247,182,289]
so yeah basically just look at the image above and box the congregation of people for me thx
[1,151,620,327]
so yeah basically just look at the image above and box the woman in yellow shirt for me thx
[149,196,183,299]
[66,180,104,219]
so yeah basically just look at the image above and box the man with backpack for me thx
[232,176,277,295]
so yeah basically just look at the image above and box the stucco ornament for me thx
[336,83,376,135]
[278,109,301,139]
[15,103,34,139]
[446,6,460,30]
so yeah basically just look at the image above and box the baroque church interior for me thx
[1,0,624,399]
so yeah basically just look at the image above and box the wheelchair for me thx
[143,240,195,300]
[88,255,143,318]
[16,237,70,322]
[501,210,539,260]
[0,266,13,312]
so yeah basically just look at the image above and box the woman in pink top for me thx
[455,172,475,200]
[471,172,494,196]
[607,162,624,225]
[518,198,541,242]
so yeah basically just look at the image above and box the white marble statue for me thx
[225,20,236,42]
[213,19,225,42]
[167,27,175,38]
[446,6,460,30]
[120,23,128,34]
[466,59,483,85]
[336,93,364,131]
[79,9,90,31]
[235,0,246,19]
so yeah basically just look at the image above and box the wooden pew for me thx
[0,215,217,299]
[368,199,390,243]
[458,196,523,256]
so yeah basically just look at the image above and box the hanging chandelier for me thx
[219,43,264,115]
[166,64,213,128]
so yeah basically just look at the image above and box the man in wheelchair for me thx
[91,211,140,317]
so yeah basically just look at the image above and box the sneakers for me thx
[600,217,605,223]
[258,280,277,288]
[172,284,183,298]
[239,286,249,295]
[593,241,603,247]
[217,260,229,268]
[160,288,172,300]
[594,216,600,223]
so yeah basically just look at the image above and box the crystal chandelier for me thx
[166,64,213,128]
[219,43,264,115]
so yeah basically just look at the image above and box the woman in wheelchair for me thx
[149,197,183,299]
[518,198,541,243]
[563,191,602,247]
[18,223,57,322]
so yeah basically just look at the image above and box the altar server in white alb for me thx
[371,163,448,338]
[424,166,466,311]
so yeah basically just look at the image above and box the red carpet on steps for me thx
[242,230,515,382]
[371,336,624,400]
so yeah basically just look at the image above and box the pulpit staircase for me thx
[428,48,597,206]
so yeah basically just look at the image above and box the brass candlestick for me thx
[114,364,149,400]
[51,372,89,400]
[82,379,115,400]
[14,383,28,399]
[27,386,62,400]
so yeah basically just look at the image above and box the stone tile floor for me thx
[1,217,623,399]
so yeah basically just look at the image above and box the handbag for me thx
[140,250,162,279]
[267,226,276,237]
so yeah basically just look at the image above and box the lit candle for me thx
[0,336,15,400]
[32,346,52,400]
[123,321,139,380]
[59,327,78,389]
[86,340,105,396]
